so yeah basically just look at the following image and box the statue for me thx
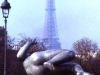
[17,39,93,75]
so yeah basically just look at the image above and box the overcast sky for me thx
[0,0,100,49]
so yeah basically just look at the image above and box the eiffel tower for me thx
[42,0,61,49]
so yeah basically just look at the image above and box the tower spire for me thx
[43,0,61,49]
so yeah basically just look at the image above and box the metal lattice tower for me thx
[43,0,61,49]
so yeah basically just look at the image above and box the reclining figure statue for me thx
[17,39,93,75]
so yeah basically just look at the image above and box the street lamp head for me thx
[1,0,11,18]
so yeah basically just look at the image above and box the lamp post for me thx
[0,0,11,75]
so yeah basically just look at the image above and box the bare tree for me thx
[18,34,31,47]
[18,34,47,54]
[7,35,15,49]
[72,37,99,74]
[73,38,98,59]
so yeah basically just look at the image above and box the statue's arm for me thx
[17,40,32,61]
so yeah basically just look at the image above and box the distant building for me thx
[12,45,20,50]
[76,50,98,60]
